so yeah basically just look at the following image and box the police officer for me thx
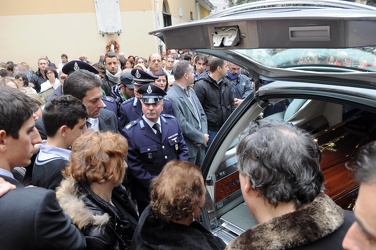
[118,68,174,130]
[121,84,188,214]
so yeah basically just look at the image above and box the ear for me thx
[0,130,8,152]
[243,178,252,194]
[59,125,68,138]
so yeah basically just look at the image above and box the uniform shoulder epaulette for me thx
[123,97,134,104]
[125,120,138,130]
[161,114,174,119]
[103,95,115,102]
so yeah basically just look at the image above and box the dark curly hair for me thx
[237,119,324,209]
[150,160,205,223]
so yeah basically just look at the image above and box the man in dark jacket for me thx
[30,58,49,92]
[194,57,235,148]
[227,119,354,250]
[0,86,86,250]
[101,52,121,96]
[226,62,253,107]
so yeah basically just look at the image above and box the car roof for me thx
[150,0,376,50]
[150,0,376,88]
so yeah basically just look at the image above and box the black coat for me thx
[0,175,86,250]
[131,206,226,250]
[57,177,139,250]
[194,74,235,131]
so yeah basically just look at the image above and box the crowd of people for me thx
[0,49,374,250]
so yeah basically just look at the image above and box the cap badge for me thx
[147,85,152,94]
[135,70,141,78]
[73,62,80,71]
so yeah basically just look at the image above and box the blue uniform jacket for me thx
[118,97,174,131]
[122,114,188,203]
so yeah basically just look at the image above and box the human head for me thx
[79,56,88,63]
[136,57,146,66]
[165,55,175,70]
[61,54,68,63]
[91,62,105,79]
[228,62,241,76]
[120,73,135,99]
[173,60,194,87]
[138,84,165,122]
[64,130,128,186]
[194,54,208,75]
[153,70,168,91]
[37,58,49,72]
[0,69,8,77]
[43,95,88,139]
[46,66,58,79]
[15,73,29,87]
[63,70,105,118]
[183,54,193,65]
[0,77,20,89]
[0,86,41,168]
[342,141,376,249]
[169,49,179,60]
[131,68,158,99]
[209,57,227,73]
[124,58,134,69]
[148,53,162,74]
[237,119,324,210]
[104,52,119,75]
[62,60,99,75]
[59,71,68,85]
[150,160,206,223]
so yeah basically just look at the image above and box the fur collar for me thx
[56,177,110,230]
[226,193,344,250]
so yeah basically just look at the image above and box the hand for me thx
[234,98,243,107]
[0,177,16,197]
[203,134,209,146]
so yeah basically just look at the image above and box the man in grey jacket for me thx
[167,61,209,167]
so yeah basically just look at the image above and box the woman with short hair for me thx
[56,130,138,250]
[131,160,226,250]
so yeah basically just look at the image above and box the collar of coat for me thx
[226,193,344,250]
[56,176,110,230]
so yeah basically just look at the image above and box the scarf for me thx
[226,71,240,81]
[105,66,122,84]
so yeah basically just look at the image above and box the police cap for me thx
[120,73,134,89]
[131,68,158,85]
[138,84,166,104]
[62,60,99,75]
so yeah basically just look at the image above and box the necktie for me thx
[184,88,190,97]
[152,123,162,140]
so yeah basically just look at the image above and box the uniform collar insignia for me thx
[135,69,141,78]
[74,62,80,71]
[147,85,152,94]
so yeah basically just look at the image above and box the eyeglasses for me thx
[156,79,167,82]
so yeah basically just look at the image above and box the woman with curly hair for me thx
[131,160,226,249]
[56,130,138,250]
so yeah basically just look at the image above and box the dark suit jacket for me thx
[98,108,118,132]
[0,175,86,250]
[167,84,208,165]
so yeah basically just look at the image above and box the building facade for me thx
[0,0,213,69]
